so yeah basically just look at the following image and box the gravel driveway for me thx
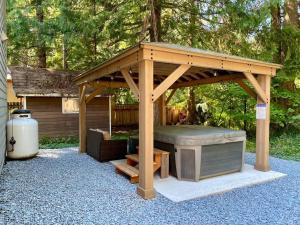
[0,148,299,225]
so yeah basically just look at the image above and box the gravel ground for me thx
[0,148,299,225]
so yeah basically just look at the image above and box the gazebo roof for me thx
[74,42,282,88]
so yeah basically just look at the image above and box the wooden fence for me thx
[112,104,139,126]
[112,104,186,126]
[8,101,185,127]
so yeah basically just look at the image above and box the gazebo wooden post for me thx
[137,59,155,199]
[79,84,87,153]
[159,94,167,126]
[255,75,271,171]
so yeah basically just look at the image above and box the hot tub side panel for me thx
[199,141,244,179]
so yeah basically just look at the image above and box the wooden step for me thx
[136,146,169,155]
[154,148,170,155]
[135,146,170,179]
[126,154,139,163]
[126,154,158,166]
[115,163,139,183]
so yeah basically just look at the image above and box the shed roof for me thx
[10,66,79,97]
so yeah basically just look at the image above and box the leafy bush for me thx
[247,131,300,161]
[39,132,133,149]
[39,137,79,149]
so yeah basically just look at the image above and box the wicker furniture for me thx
[86,129,127,162]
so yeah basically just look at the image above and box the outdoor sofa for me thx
[86,129,127,162]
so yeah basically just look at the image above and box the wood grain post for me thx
[79,85,87,153]
[159,94,167,126]
[160,153,169,178]
[137,59,155,199]
[255,75,271,171]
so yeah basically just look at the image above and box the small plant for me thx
[39,136,79,149]
[247,130,300,161]
[39,132,133,149]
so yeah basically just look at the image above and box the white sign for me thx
[256,104,267,120]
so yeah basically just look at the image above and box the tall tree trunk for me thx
[284,0,299,27]
[189,0,198,47]
[92,0,97,59]
[149,0,162,42]
[63,35,68,69]
[282,0,298,91]
[243,98,247,131]
[35,0,47,68]
[270,3,283,63]
[273,0,298,115]
[187,87,197,124]
[186,0,198,124]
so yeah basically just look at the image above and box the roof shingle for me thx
[10,66,79,97]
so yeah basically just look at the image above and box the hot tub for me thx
[154,126,246,181]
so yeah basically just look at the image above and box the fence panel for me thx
[112,104,186,126]
[112,104,139,126]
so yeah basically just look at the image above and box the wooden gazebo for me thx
[74,42,282,199]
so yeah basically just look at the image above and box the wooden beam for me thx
[197,71,210,78]
[182,75,192,81]
[121,69,139,100]
[142,44,280,76]
[152,65,191,101]
[166,89,177,105]
[79,85,87,153]
[171,74,244,89]
[114,75,139,81]
[137,59,155,199]
[255,75,271,171]
[88,81,129,89]
[189,74,201,80]
[159,94,167,126]
[235,80,257,99]
[74,47,140,85]
[79,85,86,104]
[243,72,267,103]
[85,88,104,104]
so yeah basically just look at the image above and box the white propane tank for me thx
[6,109,39,159]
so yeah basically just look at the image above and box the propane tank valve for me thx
[8,136,16,152]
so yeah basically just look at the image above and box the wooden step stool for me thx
[115,163,139,183]
[115,147,170,183]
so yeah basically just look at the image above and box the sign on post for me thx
[256,104,267,120]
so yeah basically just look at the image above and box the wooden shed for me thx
[0,0,7,173]
[10,66,111,137]
[74,42,282,199]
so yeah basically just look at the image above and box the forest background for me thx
[7,0,300,159]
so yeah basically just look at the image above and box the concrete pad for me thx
[110,160,286,202]
[110,159,125,166]
[154,164,286,202]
